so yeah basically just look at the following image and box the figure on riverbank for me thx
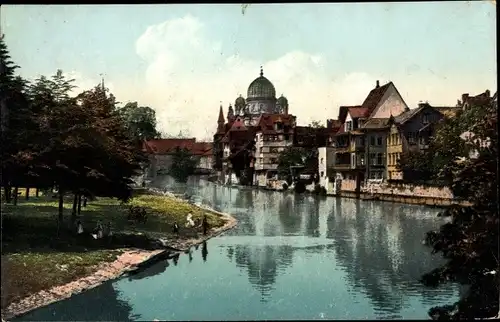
[91,221,103,239]
[76,220,84,234]
[202,215,209,235]
[186,213,195,228]
[173,222,179,235]
[201,241,208,262]
[104,221,112,237]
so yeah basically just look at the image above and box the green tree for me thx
[0,37,37,203]
[308,120,325,128]
[398,108,475,186]
[276,147,318,183]
[168,147,199,183]
[118,102,160,144]
[419,99,499,319]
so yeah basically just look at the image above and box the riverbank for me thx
[1,191,237,320]
[209,177,468,207]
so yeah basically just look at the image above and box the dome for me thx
[235,95,245,106]
[247,67,276,100]
[277,94,288,105]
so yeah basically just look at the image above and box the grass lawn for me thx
[0,192,227,308]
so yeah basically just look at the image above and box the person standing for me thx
[202,215,209,235]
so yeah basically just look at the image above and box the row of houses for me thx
[317,85,495,194]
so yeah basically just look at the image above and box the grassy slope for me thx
[1,192,226,308]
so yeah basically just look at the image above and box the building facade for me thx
[213,67,292,185]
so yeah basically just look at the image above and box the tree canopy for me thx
[1,37,156,228]
[408,99,499,319]
[118,101,160,144]
[168,147,200,183]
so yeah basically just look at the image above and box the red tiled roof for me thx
[143,138,196,154]
[348,107,369,119]
[191,142,213,156]
[338,105,361,123]
[256,113,295,134]
[228,116,248,132]
[361,82,392,115]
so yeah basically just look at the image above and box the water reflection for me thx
[201,241,208,262]
[15,176,458,321]
[16,281,133,321]
[152,176,458,315]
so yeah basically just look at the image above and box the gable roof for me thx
[348,107,369,119]
[361,82,392,115]
[338,105,361,123]
[362,118,390,129]
[393,103,444,125]
[228,116,248,132]
[255,113,295,134]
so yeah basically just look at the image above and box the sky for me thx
[2,2,497,141]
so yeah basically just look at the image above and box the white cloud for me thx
[63,71,116,96]
[131,15,379,140]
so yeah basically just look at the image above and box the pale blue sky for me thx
[2,3,497,139]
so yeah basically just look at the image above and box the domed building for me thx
[212,66,294,184]
[232,67,289,126]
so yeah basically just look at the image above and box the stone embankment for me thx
[2,190,238,321]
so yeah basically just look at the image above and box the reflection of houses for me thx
[143,139,213,177]
[227,244,294,301]
[328,197,457,318]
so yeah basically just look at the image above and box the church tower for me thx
[227,104,235,122]
[217,104,225,132]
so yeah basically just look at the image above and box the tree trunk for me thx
[13,187,18,206]
[83,196,87,207]
[4,185,11,203]
[77,195,82,215]
[35,188,39,197]
[25,187,30,200]
[58,189,64,234]
[71,193,78,223]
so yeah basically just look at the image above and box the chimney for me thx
[376,80,380,88]
[326,119,333,128]
[485,89,490,97]
[462,93,469,104]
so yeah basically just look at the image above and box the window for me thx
[259,147,263,153]
[360,137,365,146]
[320,158,324,164]
[321,171,325,177]
[284,134,290,141]
[377,136,383,146]
[376,153,383,165]
[351,154,356,166]
[370,153,376,165]
[419,136,427,145]
[346,121,353,131]
[408,132,416,144]
[360,154,365,166]
[370,136,375,146]
[422,114,429,124]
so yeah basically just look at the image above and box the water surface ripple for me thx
[16,176,459,321]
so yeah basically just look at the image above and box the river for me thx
[15,176,460,321]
